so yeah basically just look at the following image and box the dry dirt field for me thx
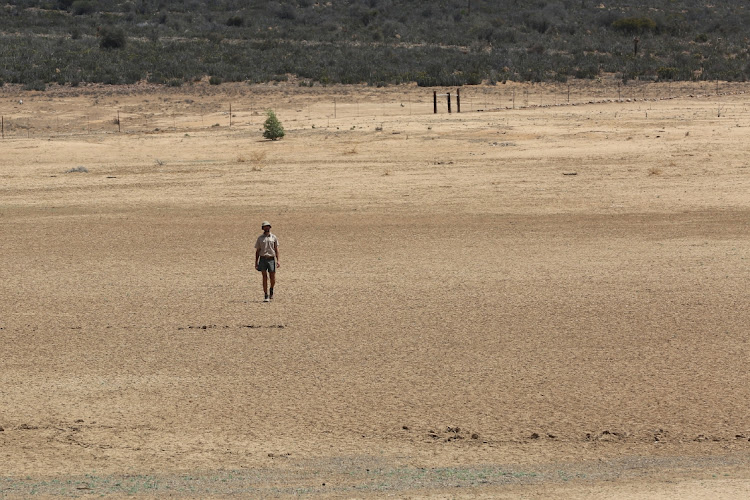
[1,80,750,498]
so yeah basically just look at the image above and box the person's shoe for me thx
[264,294,270,302]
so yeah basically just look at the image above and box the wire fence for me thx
[1,80,748,139]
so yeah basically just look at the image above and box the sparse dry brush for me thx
[250,150,267,172]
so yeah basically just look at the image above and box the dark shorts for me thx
[258,257,276,273]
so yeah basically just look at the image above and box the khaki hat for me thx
[261,221,271,228]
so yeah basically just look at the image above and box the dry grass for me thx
[648,166,663,176]
[249,150,267,171]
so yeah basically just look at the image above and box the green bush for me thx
[263,110,285,141]
[277,4,297,20]
[23,81,46,91]
[209,76,222,85]
[99,27,126,49]
[657,66,678,80]
[574,65,599,79]
[71,0,95,16]
[612,17,656,34]
[226,16,243,27]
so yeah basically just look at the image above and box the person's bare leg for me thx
[269,271,276,299]
[262,271,269,297]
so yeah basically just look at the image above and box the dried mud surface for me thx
[1,81,750,498]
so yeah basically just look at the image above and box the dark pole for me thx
[433,91,437,113]
[1,116,3,139]
[456,88,461,113]
[229,104,232,127]
[447,93,451,113]
[118,110,121,133]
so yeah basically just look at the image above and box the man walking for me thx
[255,221,280,302]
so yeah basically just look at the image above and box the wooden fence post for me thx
[433,91,437,114]
[447,93,451,113]
[456,88,461,113]
[1,116,3,139]
[118,110,121,133]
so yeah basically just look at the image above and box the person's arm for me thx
[274,240,280,268]
[255,247,260,269]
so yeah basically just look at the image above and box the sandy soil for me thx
[1,80,750,498]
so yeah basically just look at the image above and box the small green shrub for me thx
[99,27,127,49]
[209,76,223,85]
[227,16,244,27]
[71,0,95,15]
[657,66,678,80]
[263,110,285,140]
[23,81,46,91]
[612,17,656,34]
[575,65,599,79]
[277,4,297,20]
[207,32,224,44]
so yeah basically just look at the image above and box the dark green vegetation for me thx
[263,109,285,140]
[1,0,749,87]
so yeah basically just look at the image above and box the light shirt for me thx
[255,233,278,258]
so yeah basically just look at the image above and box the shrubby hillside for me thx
[1,0,749,87]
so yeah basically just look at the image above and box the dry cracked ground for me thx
[1,80,750,498]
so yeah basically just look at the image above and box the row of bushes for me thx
[3,32,750,89]
[4,1,750,46]
[3,1,750,86]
